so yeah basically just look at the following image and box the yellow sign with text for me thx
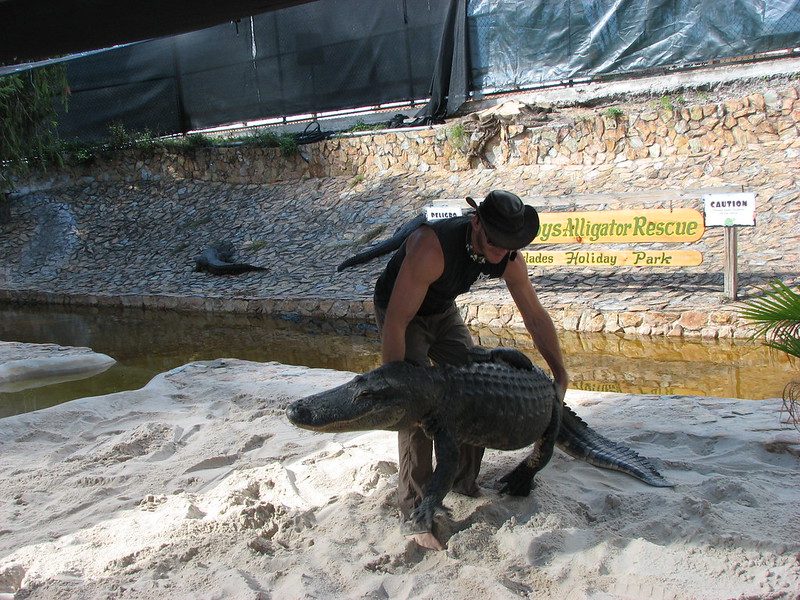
[521,250,703,267]
[533,208,705,244]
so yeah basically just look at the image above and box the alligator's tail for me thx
[557,404,673,487]
[336,214,427,271]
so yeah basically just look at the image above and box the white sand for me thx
[0,346,799,600]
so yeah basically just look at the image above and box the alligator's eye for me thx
[354,389,372,403]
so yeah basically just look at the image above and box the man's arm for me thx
[381,226,444,363]
[503,256,569,401]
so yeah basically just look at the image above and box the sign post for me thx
[724,227,738,300]
[702,192,756,300]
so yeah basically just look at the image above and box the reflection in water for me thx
[0,306,382,418]
[479,329,795,400]
[0,304,796,418]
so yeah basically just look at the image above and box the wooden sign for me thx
[532,208,705,244]
[521,250,703,267]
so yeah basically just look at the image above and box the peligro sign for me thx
[531,208,705,244]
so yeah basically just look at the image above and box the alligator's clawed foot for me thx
[498,464,536,496]
[401,516,431,536]
[403,499,450,535]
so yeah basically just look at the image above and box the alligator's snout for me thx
[286,400,313,427]
[286,376,409,433]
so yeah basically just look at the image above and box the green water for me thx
[0,303,795,418]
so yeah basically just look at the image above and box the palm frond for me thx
[765,331,800,360]
[740,279,800,360]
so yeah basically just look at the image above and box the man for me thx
[373,190,569,551]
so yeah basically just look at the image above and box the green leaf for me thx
[740,279,800,360]
[0,64,69,193]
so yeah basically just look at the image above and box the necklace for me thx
[465,224,486,264]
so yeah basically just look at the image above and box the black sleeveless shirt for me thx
[374,216,509,316]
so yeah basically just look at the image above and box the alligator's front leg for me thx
[404,420,459,535]
[499,391,562,496]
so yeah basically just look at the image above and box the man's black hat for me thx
[466,190,540,250]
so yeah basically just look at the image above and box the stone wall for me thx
[15,87,799,191]
[5,84,800,340]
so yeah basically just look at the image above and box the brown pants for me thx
[375,302,485,520]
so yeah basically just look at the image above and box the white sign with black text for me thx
[703,192,756,227]
[425,205,463,222]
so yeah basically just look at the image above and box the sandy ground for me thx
[0,344,799,600]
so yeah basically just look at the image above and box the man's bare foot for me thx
[407,531,444,551]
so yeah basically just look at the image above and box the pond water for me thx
[0,303,796,418]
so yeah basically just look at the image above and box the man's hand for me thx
[503,257,570,406]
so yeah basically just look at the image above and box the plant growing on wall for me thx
[447,122,467,152]
[0,65,69,222]
[241,130,298,157]
[740,279,800,428]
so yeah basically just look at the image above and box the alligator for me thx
[286,347,672,534]
[194,242,267,275]
[336,213,428,272]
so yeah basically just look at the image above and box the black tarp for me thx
[58,39,185,140]
[413,0,470,125]
[56,0,450,140]
[0,0,319,64]
[39,0,800,141]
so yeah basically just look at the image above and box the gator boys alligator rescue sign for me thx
[532,208,704,244]
[521,208,705,268]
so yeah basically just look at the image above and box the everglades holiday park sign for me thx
[520,249,703,267]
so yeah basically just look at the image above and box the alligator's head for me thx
[286,362,423,433]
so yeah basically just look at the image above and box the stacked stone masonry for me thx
[16,88,800,186]
[4,85,800,340]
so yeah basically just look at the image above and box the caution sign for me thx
[702,192,756,227]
